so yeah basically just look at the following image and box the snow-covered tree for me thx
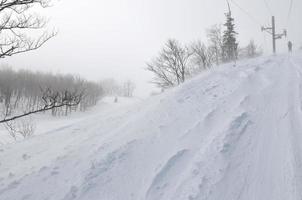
[222,12,238,62]
[123,80,136,97]
[190,41,213,72]
[100,79,122,96]
[245,40,262,58]
[147,39,192,89]
[207,25,223,65]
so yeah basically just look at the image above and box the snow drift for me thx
[1,52,302,200]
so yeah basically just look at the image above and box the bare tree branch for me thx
[146,39,192,89]
[0,88,83,124]
[0,0,55,58]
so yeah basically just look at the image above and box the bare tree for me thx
[123,80,136,97]
[190,41,213,72]
[0,0,56,58]
[100,79,122,96]
[147,39,192,89]
[0,88,83,124]
[4,116,36,140]
[0,67,104,121]
[207,25,223,65]
[245,40,262,58]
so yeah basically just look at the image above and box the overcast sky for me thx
[1,0,301,96]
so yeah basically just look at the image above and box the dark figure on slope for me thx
[288,41,293,53]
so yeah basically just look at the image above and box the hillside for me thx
[1,52,302,200]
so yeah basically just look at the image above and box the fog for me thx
[1,0,301,97]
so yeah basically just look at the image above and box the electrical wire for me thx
[228,0,273,39]
[286,0,293,26]
[228,0,272,35]
[228,0,262,26]
[262,0,273,17]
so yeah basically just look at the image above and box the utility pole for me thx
[272,16,276,53]
[262,16,287,54]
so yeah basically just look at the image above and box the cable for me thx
[283,0,293,39]
[262,0,273,17]
[228,0,272,34]
[228,0,272,36]
[228,0,262,26]
[286,0,293,26]
[227,0,272,41]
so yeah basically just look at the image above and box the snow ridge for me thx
[1,53,302,200]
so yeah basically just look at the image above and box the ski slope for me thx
[1,52,302,200]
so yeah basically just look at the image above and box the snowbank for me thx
[1,53,302,200]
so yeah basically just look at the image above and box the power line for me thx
[228,0,273,37]
[262,0,273,17]
[228,0,262,26]
[225,0,287,54]
[286,0,293,26]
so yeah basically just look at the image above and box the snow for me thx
[0,96,141,145]
[1,52,302,199]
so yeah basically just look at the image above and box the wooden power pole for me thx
[262,16,287,54]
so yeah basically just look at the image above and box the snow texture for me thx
[1,52,302,200]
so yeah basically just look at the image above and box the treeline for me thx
[0,67,103,118]
[100,79,136,97]
[147,14,262,89]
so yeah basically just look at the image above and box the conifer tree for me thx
[222,11,238,62]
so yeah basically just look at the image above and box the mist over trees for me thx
[0,0,95,139]
[100,79,136,98]
[147,13,262,90]
[123,80,136,97]
[0,1,263,140]
[239,40,262,58]
[0,67,103,123]
[100,79,121,96]
[0,67,139,139]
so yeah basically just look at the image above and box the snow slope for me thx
[0,97,141,145]
[1,52,302,200]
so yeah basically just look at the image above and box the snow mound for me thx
[1,53,302,200]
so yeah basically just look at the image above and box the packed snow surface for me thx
[1,53,302,200]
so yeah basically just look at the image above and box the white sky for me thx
[1,0,301,96]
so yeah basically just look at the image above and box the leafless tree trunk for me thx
[207,25,223,65]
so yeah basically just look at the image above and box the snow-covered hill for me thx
[0,97,142,145]
[1,52,302,200]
